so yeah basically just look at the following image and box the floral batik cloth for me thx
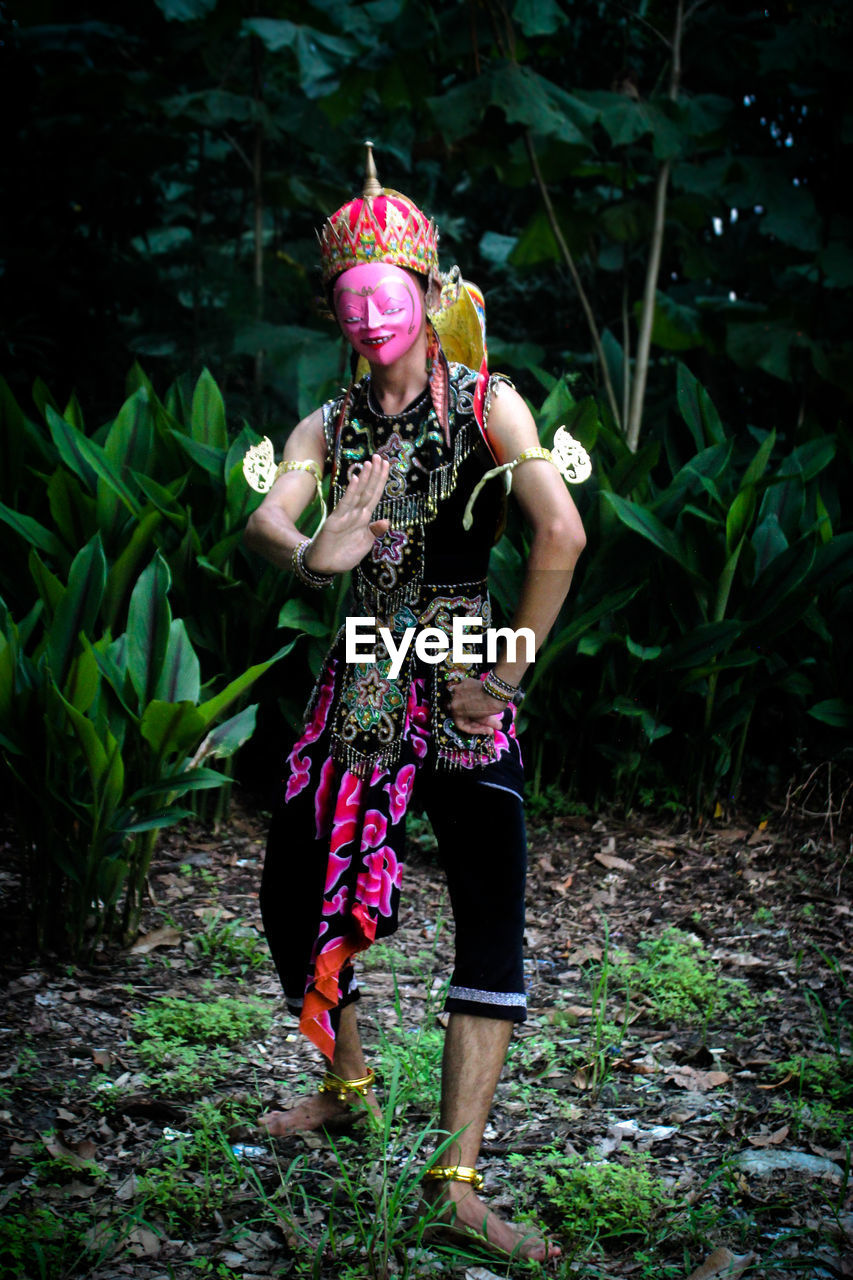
[275,660,523,1060]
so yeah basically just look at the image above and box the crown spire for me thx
[362,140,382,199]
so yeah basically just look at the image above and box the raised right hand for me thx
[303,455,391,576]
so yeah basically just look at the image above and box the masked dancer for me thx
[243,142,588,1262]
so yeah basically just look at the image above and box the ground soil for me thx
[0,786,851,1280]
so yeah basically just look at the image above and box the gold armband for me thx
[242,439,327,529]
[462,427,591,530]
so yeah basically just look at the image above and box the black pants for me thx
[260,730,528,1030]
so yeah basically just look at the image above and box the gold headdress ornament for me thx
[318,141,441,286]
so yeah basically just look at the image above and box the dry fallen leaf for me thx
[664,1066,731,1092]
[747,1125,789,1148]
[594,852,635,872]
[127,1225,161,1257]
[129,925,182,954]
[41,1132,100,1169]
[685,1246,754,1279]
[565,944,602,965]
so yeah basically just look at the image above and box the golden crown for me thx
[318,141,440,285]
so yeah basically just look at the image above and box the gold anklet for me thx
[317,1067,376,1104]
[423,1164,484,1190]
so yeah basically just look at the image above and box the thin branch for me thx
[222,130,253,177]
[524,131,622,430]
[625,159,671,452]
[621,253,631,431]
[625,0,686,450]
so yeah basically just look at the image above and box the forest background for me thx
[1,0,851,955]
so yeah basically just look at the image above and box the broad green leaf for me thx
[140,700,205,760]
[47,468,97,549]
[154,620,201,704]
[676,363,725,448]
[46,405,98,490]
[601,492,689,568]
[527,583,645,692]
[725,486,756,557]
[0,376,32,501]
[626,638,663,661]
[170,430,226,477]
[104,510,166,632]
[132,472,188,522]
[28,550,64,622]
[129,766,227,800]
[278,597,331,637]
[53,686,125,827]
[193,704,258,763]
[751,514,788,578]
[105,388,155,480]
[86,636,137,721]
[512,0,565,35]
[0,501,66,562]
[611,440,660,496]
[0,635,16,725]
[741,429,777,490]
[807,699,853,730]
[725,319,792,381]
[786,437,836,483]
[190,368,228,451]
[644,291,703,351]
[47,407,140,516]
[49,535,107,689]
[806,532,853,597]
[659,621,742,669]
[126,553,172,708]
[155,0,217,20]
[749,541,815,623]
[64,645,100,716]
[195,641,297,732]
[120,809,196,834]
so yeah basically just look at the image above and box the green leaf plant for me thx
[517,363,852,814]
[0,368,307,957]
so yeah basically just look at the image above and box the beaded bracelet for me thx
[482,669,525,706]
[292,539,335,590]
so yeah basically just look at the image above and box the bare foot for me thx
[421,1183,560,1263]
[259,1087,380,1137]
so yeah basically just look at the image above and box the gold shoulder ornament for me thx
[462,426,591,531]
[242,439,327,528]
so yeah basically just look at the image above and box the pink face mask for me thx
[333,263,424,366]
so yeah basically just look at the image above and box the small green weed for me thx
[131,994,272,1094]
[137,1103,244,1231]
[0,1043,40,1105]
[519,1148,670,1247]
[770,1094,850,1145]
[616,927,755,1029]
[0,1167,142,1278]
[132,993,272,1046]
[0,1203,94,1279]
[406,811,438,857]
[526,783,590,824]
[192,913,268,976]
[137,1040,239,1095]
[773,1053,853,1106]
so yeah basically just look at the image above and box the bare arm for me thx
[243,408,390,574]
[449,382,587,735]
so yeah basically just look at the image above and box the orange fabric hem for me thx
[299,918,378,1060]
